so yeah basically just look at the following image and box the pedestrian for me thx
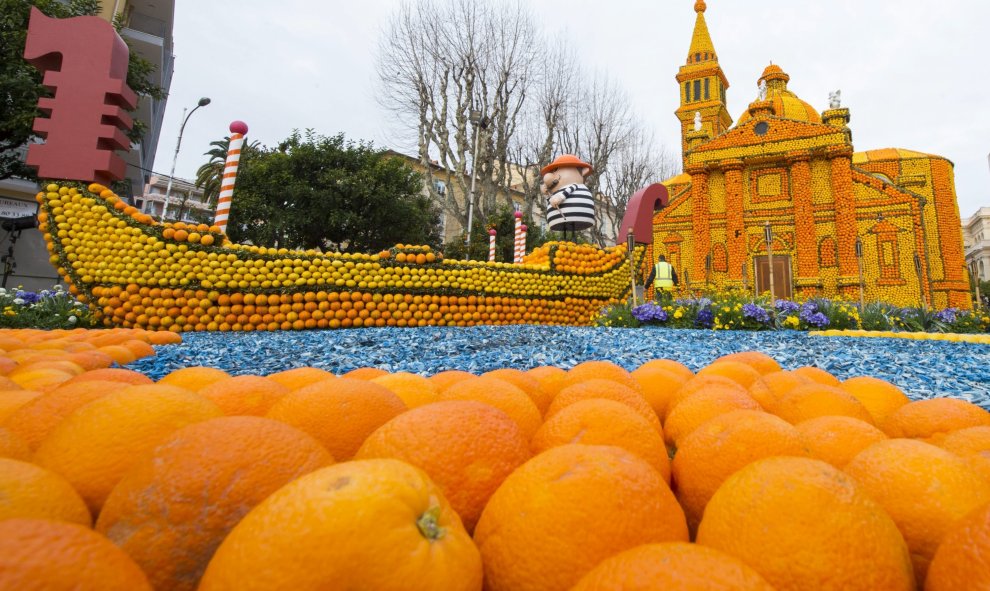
[645,255,678,303]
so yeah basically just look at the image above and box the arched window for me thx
[685,81,691,102]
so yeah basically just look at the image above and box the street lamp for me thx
[464,109,489,259]
[161,97,211,221]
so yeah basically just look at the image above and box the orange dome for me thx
[737,64,820,126]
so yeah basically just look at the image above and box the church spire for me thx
[676,1,732,167]
[688,0,716,64]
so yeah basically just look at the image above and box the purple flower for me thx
[14,290,41,305]
[695,308,714,328]
[775,300,799,314]
[799,302,829,328]
[742,303,771,325]
[935,308,959,324]
[632,303,668,324]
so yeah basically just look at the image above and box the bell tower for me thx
[675,0,732,168]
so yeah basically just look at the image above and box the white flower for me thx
[67,315,77,325]
[13,298,24,305]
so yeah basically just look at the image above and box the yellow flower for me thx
[674,309,684,319]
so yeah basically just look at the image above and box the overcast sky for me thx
[154,0,990,217]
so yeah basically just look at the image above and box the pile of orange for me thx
[2,331,990,590]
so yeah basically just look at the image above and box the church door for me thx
[753,255,793,299]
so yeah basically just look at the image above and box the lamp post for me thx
[161,97,211,221]
[464,109,489,260]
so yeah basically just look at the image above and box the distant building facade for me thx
[963,208,990,282]
[138,175,214,224]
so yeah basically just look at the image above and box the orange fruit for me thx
[747,370,809,410]
[935,425,990,456]
[562,360,641,392]
[533,399,670,483]
[630,365,688,419]
[97,344,138,365]
[663,388,761,448]
[475,445,688,591]
[881,398,990,439]
[570,542,776,591]
[0,518,152,590]
[770,383,875,425]
[843,438,990,582]
[372,372,439,408]
[122,338,156,359]
[697,456,915,591]
[791,365,841,385]
[711,351,782,375]
[439,376,542,440]
[840,376,911,425]
[341,367,388,380]
[197,375,290,416]
[1,380,130,450]
[428,369,476,391]
[525,365,569,399]
[672,409,809,531]
[65,349,115,370]
[795,415,888,468]
[356,400,530,532]
[265,378,406,461]
[547,378,661,432]
[0,375,20,389]
[6,367,74,392]
[158,366,231,391]
[0,426,29,460]
[664,375,748,421]
[483,368,553,415]
[637,358,695,381]
[0,389,42,422]
[97,416,333,591]
[63,367,153,386]
[267,366,336,390]
[697,361,763,389]
[0,458,91,525]
[34,384,222,513]
[199,459,481,591]
[925,501,990,591]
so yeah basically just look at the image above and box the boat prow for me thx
[37,182,642,331]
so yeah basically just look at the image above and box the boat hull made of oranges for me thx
[37,183,641,332]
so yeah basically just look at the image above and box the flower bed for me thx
[0,286,92,329]
[601,290,989,334]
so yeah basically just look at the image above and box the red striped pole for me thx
[213,121,248,234]
[513,211,523,264]
[488,228,497,262]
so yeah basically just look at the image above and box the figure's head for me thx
[658,255,666,262]
[540,154,592,195]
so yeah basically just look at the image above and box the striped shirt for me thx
[546,183,595,232]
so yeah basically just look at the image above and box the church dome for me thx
[736,64,821,126]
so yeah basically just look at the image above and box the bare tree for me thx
[378,0,539,233]
[378,0,680,250]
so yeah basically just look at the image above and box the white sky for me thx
[154,0,990,218]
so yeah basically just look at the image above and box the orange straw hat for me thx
[541,154,593,176]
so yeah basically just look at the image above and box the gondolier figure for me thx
[541,154,596,238]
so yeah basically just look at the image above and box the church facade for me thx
[650,1,970,309]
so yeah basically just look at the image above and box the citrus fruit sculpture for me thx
[36,183,641,331]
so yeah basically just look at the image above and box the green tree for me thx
[227,130,442,253]
[0,0,165,181]
[194,136,261,207]
[443,206,555,262]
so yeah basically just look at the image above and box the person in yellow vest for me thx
[645,255,678,302]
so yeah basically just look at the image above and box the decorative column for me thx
[723,160,745,285]
[688,167,710,290]
[790,156,820,295]
[830,154,859,296]
[214,121,248,235]
[488,229,497,262]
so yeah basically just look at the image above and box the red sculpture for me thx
[618,183,669,245]
[23,7,137,185]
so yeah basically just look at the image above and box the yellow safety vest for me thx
[654,261,674,290]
